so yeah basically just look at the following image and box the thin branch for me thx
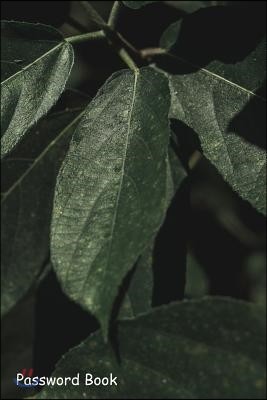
[69,2,139,72]
[188,150,202,170]
[117,31,140,55]
[117,47,139,72]
[140,47,167,59]
[108,1,122,29]
[66,30,105,44]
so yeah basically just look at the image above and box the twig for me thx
[140,47,167,59]
[108,1,122,29]
[117,47,139,71]
[68,2,139,72]
[117,32,140,55]
[66,30,105,44]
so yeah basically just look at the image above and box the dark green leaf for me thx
[159,22,266,214]
[1,101,86,317]
[1,21,74,158]
[160,20,183,51]
[37,298,266,399]
[119,243,154,319]
[122,1,158,10]
[51,67,171,336]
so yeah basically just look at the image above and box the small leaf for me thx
[37,298,266,399]
[1,21,74,158]
[51,67,171,336]
[122,1,158,10]
[1,98,86,317]
[119,243,154,319]
[160,20,183,51]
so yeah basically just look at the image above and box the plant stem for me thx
[67,29,138,71]
[70,1,139,72]
[117,47,139,71]
[140,47,167,59]
[188,150,202,170]
[117,32,139,55]
[66,30,105,44]
[108,1,122,29]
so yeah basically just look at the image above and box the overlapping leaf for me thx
[1,96,87,317]
[37,298,266,399]
[1,21,74,158]
[122,1,158,9]
[51,67,172,335]
[158,7,266,215]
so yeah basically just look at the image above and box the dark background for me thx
[1,1,266,398]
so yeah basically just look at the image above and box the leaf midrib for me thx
[105,70,139,264]
[165,52,266,101]
[76,70,139,310]
[1,40,66,86]
[101,71,139,303]
[1,108,85,204]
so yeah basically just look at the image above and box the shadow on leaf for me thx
[158,5,266,74]
[228,84,266,150]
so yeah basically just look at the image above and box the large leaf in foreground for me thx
[37,298,266,399]
[158,8,266,215]
[51,67,171,335]
[1,102,86,317]
[1,21,74,158]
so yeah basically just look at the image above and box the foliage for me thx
[1,1,266,399]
